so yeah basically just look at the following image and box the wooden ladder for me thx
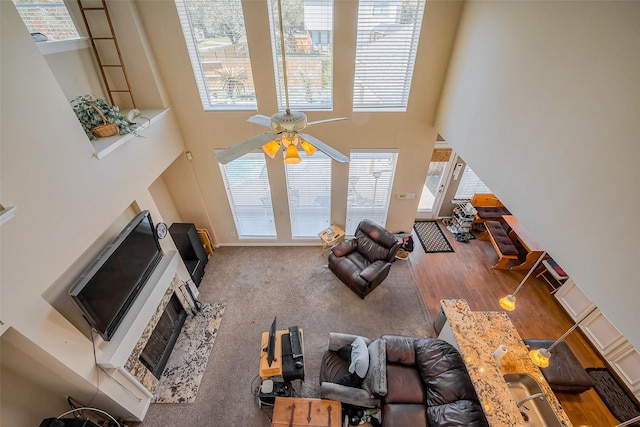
[77,0,136,109]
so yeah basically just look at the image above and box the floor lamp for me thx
[498,251,547,311]
[529,306,598,368]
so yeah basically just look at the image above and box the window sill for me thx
[92,109,170,159]
[37,37,90,55]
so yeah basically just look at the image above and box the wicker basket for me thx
[90,104,118,138]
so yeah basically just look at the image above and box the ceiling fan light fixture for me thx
[301,140,317,156]
[284,144,301,164]
[262,140,281,158]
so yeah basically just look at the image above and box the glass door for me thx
[416,146,453,220]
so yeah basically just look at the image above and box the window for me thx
[345,151,398,235]
[454,165,491,201]
[175,0,257,110]
[12,0,80,41]
[219,153,276,238]
[268,0,333,110]
[285,152,332,237]
[352,0,425,112]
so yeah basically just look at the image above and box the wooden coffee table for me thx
[271,397,341,427]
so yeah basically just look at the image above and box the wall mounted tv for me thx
[69,210,163,341]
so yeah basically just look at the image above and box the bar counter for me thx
[440,299,572,427]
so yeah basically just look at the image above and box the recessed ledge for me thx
[91,109,170,159]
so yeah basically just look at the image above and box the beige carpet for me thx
[138,246,433,426]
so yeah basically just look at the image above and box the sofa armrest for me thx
[320,382,380,408]
[327,332,372,352]
[359,260,389,282]
[330,239,357,257]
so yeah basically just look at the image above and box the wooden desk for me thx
[271,397,340,427]
[259,329,304,379]
[502,215,544,271]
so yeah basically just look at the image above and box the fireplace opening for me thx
[139,293,187,379]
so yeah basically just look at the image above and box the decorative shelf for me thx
[91,108,170,159]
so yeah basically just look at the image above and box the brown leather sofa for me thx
[328,219,399,298]
[382,335,488,427]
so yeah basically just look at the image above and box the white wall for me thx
[436,1,640,348]
[135,0,464,242]
[0,0,187,422]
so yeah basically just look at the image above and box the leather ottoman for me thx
[524,339,594,394]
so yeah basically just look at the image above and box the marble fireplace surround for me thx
[94,251,193,394]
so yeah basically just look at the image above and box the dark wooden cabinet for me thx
[169,223,208,287]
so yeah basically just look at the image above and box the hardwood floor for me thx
[408,221,618,427]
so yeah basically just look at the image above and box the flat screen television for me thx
[69,210,163,341]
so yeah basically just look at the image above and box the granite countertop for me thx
[441,299,573,427]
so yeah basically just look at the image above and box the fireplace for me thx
[139,293,187,379]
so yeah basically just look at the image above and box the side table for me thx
[318,225,345,256]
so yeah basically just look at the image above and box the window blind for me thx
[352,0,425,112]
[268,0,334,110]
[454,165,491,200]
[219,153,277,238]
[175,0,257,111]
[285,151,332,238]
[345,151,398,235]
[13,0,80,41]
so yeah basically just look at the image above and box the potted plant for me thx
[71,95,140,141]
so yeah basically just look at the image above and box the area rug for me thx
[586,367,640,425]
[139,246,433,426]
[152,302,225,403]
[414,221,454,253]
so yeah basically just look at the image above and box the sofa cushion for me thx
[414,338,478,405]
[383,403,427,427]
[385,363,426,404]
[381,335,416,365]
[319,350,349,384]
[475,206,511,219]
[485,221,519,255]
[426,400,489,427]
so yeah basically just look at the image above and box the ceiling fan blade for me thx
[214,132,275,164]
[247,114,273,128]
[306,117,347,126]
[299,133,350,163]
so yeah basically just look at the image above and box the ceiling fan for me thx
[214,0,349,165]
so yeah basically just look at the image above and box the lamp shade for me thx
[284,144,301,164]
[300,140,317,156]
[262,140,281,158]
[529,348,551,368]
[499,294,516,311]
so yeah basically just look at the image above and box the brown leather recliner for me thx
[328,219,399,298]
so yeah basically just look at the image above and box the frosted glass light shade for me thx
[262,140,281,158]
[284,144,301,164]
[499,294,516,311]
[529,348,551,368]
[300,140,317,156]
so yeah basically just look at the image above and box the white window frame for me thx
[285,151,332,238]
[352,0,425,112]
[453,164,492,202]
[218,152,277,239]
[267,0,334,111]
[345,149,398,235]
[12,0,81,42]
[175,0,258,111]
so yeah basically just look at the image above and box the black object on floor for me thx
[413,221,454,253]
[586,367,640,425]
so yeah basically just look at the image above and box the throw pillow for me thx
[349,336,370,379]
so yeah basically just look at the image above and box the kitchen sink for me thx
[504,373,563,427]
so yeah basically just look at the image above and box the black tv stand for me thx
[169,223,208,287]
